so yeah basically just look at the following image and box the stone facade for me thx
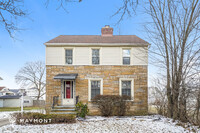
[46,65,148,115]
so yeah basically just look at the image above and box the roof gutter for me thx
[44,43,149,47]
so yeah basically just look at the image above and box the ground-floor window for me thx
[91,81,100,99]
[121,81,131,96]
[88,78,103,101]
[119,78,134,99]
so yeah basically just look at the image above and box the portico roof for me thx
[54,74,78,80]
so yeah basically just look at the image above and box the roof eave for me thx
[44,42,149,47]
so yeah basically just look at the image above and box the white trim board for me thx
[119,78,134,100]
[88,78,103,101]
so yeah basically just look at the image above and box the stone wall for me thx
[46,65,148,115]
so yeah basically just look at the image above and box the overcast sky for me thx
[0,0,156,89]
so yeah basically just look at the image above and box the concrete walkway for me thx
[0,118,10,127]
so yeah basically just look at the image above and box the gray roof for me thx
[0,95,21,99]
[9,89,20,94]
[54,73,78,80]
[45,35,149,45]
[27,87,37,90]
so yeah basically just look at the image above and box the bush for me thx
[75,102,89,118]
[92,95,131,116]
[13,112,76,125]
[115,95,131,116]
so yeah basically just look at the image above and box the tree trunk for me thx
[172,76,180,120]
[167,63,173,118]
[179,84,187,122]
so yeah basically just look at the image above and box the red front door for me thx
[66,81,71,98]
[63,81,74,105]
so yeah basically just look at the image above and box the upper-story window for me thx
[123,49,130,65]
[92,49,100,65]
[65,49,73,64]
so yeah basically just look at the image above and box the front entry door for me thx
[63,81,74,105]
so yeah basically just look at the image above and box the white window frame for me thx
[88,78,103,101]
[122,48,132,65]
[64,48,75,65]
[119,78,134,100]
[90,48,101,65]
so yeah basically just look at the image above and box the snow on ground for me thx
[0,115,199,133]
[0,109,45,119]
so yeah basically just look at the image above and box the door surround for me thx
[61,80,75,106]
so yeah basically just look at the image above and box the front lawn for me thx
[0,115,199,133]
[0,107,44,112]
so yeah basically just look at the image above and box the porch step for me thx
[51,105,76,115]
[50,112,76,115]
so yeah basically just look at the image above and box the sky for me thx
[0,0,156,89]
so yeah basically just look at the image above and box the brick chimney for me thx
[101,25,113,36]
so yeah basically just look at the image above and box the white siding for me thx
[23,96,33,107]
[1,97,33,107]
[46,47,64,65]
[3,99,21,107]
[74,47,90,65]
[101,47,121,65]
[132,47,148,65]
[0,99,3,107]
[46,46,148,65]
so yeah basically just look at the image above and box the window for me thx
[92,49,100,64]
[121,81,131,96]
[123,49,130,65]
[91,81,100,99]
[24,100,29,103]
[119,78,134,99]
[65,49,73,64]
[88,79,103,101]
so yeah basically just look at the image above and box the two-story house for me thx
[45,25,149,115]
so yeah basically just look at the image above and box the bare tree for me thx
[146,0,200,121]
[149,78,168,116]
[15,61,46,100]
[115,0,200,122]
[0,77,3,80]
[45,0,82,12]
[0,0,27,38]
[112,0,138,24]
[184,62,200,125]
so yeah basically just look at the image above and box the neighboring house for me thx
[9,89,21,96]
[0,87,5,96]
[26,87,38,100]
[26,87,45,100]
[0,95,33,107]
[0,88,23,96]
[0,87,5,91]
[0,88,15,96]
[45,25,149,115]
